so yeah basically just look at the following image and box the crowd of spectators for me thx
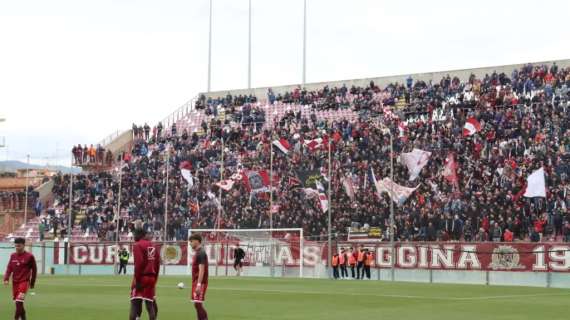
[0,190,38,212]
[72,144,113,167]
[50,173,121,241]
[36,207,70,241]
[195,93,258,111]
[54,63,570,243]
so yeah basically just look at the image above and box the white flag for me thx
[400,149,431,181]
[181,169,194,189]
[524,167,546,198]
[377,178,419,206]
[316,181,329,213]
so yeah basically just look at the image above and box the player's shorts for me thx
[234,260,243,268]
[191,282,208,303]
[12,281,29,302]
[130,276,157,302]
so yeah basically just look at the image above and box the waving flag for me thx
[463,117,481,137]
[316,181,329,213]
[179,161,194,189]
[215,180,235,191]
[443,153,458,185]
[304,138,323,152]
[272,138,291,154]
[523,167,547,198]
[369,167,381,196]
[342,175,356,200]
[401,149,431,181]
[376,178,419,206]
[180,160,192,170]
[242,170,271,193]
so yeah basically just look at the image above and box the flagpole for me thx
[389,132,395,282]
[302,0,307,86]
[247,0,252,90]
[327,136,332,279]
[115,159,123,275]
[164,149,170,243]
[269,138,274,230]
[269,131,275,277]
[219,137,224,227]
[66,156,73,274]
[24,154,30,227]
[215,136,224,277]
[207,0,213,92]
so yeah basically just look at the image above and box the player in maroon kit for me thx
[129,229,160,320]
[3,237,37,320]
[189,233,209,320]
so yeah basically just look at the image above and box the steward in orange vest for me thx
[357,247,365,280]
[339,248,348,279]
[364,249,374,280]
[331,253,340,279]
[348,248,357,279]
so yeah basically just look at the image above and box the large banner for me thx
[64,242,189,266]
[58,242,570,272]
[337,242,570,273]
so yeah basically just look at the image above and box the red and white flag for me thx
[242,170,271,193]
[342,175,355,200]
[400,149,431,181]
[523,167,546,198]
[463,117,481,137]
[316,181,329,212]
[443,153,458,185]
[304,138,323,152]
[215,179,235,191]
[179,161,194,189]
[272,138,291,154]
[179,161,192,170]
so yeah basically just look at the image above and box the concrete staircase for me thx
[6,216,44,242]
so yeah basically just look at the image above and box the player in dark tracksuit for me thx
[234,244,246,277]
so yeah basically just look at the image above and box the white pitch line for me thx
[32,281,570,301]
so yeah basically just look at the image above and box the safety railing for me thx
[97,129,121,147]
[161,97,198,130]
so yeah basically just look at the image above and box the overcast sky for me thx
[0,0,568,166]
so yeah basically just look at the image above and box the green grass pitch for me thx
[1,275,569,319]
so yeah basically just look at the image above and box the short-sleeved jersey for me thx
[192,247,209,285]
[132,239,160,283]
[4,252,37,285]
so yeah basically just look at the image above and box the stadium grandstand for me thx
[5,59,569,246]
[4,2,570,319]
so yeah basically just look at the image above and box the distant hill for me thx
[0,160,81,174]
